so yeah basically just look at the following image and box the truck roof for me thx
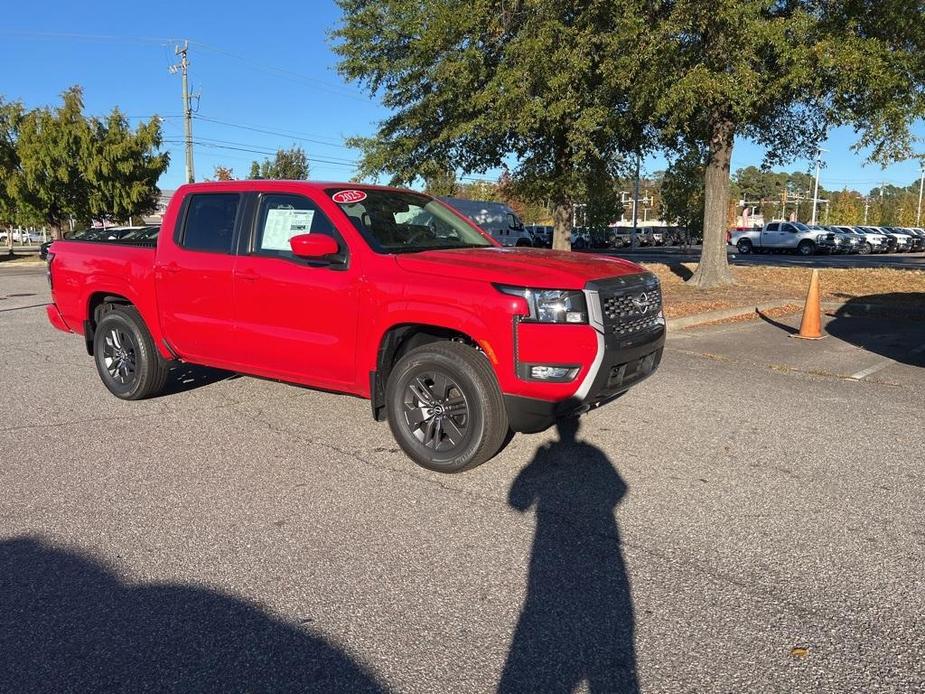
[173,180,416,195]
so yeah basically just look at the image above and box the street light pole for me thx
[917,164,924,227]
[810,148,826,225]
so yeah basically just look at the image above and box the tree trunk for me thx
[688,118,736,288]
[551,197,573,251]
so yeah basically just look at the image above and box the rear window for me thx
[181,194,240,253]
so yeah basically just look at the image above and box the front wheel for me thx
[797,240,816,256]
[860,242,872,254]
[93,306,169,400]
[385,342,509,473]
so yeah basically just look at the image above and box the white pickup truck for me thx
[730,222,837,256]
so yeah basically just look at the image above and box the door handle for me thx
[236,270,260,281]
[162,263,180,273]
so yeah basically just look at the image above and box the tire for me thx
[93,306,169,400]
[860,242,872,254]
[797,240,816,256]
[385,341,508,473]
[736,238,753,254]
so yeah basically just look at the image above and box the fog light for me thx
[530,365,579,380]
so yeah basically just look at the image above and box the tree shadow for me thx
[755,308,799,335]
[827,293,925,368]
[499,418,638,693]
[0,537,385,693]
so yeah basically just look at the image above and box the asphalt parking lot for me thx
[1,265,923,693]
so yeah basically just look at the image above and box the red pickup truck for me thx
[46,181,664,472]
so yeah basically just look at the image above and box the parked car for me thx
[525,225,553,248]
[827,226,878,254]
[730,221,837,255]
[1,229,43,244]
[891,227,925,252]
[865,226,912,252]
[45,181,665,473]
[570,228,591,249]
[439,197,533,247]
[808,225,853,254]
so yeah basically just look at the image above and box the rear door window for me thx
[181,194,241,253]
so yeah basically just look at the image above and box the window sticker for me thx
[332,189,368,204]
[262,208,315,251]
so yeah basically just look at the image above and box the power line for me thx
[192,115,352,149]
[0,30,179,44]
[189,41,369,102]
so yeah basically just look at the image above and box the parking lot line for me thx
[849,343,925,380]
[849,359,897,380]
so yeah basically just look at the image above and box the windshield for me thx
[792,223,810,232]
[328,188,494,253]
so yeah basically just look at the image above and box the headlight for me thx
[496,286,588,324]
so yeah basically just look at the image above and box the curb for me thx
[667,300,800,331]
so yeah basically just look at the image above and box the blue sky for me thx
[2,0,922,194]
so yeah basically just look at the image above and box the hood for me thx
[393,247,646,289]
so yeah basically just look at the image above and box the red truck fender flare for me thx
[365,305,496,374]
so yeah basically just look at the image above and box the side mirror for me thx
[289,233,340,259]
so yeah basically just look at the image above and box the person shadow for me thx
[499,417,639,694]
[0,536,384,693]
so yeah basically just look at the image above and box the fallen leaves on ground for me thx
[642,263,925,319]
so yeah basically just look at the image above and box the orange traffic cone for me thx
[791,269,825,340]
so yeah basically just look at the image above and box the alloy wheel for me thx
[402,371,470,452]
[102,328,137,385]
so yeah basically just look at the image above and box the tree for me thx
[249,146,309,180]
[333,1,642,251]
[660,144,707,243]
[84,109,168,224]
[8,87,91,236]
[213,165,234,181]
[828,189,864,226]
[422,166,458,198]
[0,98,25,248]
[618,0,925,286]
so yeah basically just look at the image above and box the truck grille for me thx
[597,275,663,337]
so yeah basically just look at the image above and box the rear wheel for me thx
[93,306,169,400]
[797,240,816,256]
[736,238,753,254]
[385,342,508,473]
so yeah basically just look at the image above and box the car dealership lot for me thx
[1,266,923,693]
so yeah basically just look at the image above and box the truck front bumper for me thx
[504,324,665,433]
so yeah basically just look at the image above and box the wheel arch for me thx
[369,323,484,422]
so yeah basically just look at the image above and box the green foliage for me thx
[334,0,643,248]
[249,146,309,180]
[1,87,167,232]
[9,87,90,230]
[827,190,861,225]
[660,144,707,238]
[84,109,169,223]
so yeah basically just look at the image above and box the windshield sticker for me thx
[332,189,368,204]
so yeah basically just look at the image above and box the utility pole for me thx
[916,164,924,227]
[631,154,640,248]
[863,198,870,224]
[170,41,195,183]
